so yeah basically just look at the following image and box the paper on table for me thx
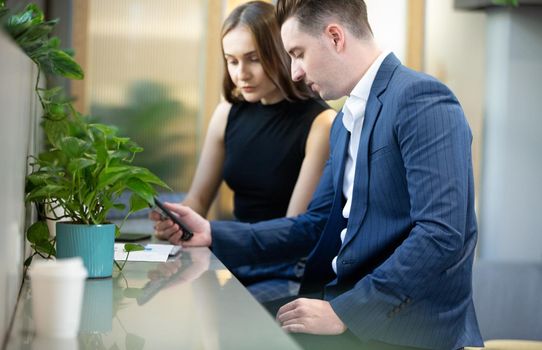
[114,243,177,262]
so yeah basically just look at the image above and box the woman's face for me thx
[223,25,283,105]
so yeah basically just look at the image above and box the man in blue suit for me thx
[154,0,483,348]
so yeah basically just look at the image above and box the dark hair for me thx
[276,0,373,39]
[221,1,312,103]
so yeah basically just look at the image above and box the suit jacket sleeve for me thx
[210,115,344,268]
[330,78,475,337]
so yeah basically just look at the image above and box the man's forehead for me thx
[280,17,303,49]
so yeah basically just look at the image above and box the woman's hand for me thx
[151,203,212,247]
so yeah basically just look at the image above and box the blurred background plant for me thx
[492,0,519,5]
[91,80,194,190]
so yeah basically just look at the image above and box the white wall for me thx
[366,0,407,62]
[424,0,487,193]
[0,31,38,344]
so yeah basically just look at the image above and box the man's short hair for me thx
[276,0,373,39]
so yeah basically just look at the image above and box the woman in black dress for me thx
[153,1,335,302]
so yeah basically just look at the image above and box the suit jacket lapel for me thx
[300,119,349,294]
[331,111,348,190]
[340,53,401,251]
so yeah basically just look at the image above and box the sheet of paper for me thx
[114,243,176,262]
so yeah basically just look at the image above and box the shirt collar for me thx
[349,50,391,102]
[342,50,391,131]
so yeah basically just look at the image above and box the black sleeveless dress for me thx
[221,97,331,302]
[223,98,330,223]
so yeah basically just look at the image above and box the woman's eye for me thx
[249,56,260,62]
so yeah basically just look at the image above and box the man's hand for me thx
[276,298,347,335]
[151,203,211,247]
[147,248,211,288]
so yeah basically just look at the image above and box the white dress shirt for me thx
[331,51,390,274]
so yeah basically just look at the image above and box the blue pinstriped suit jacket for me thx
[211,53,483,349]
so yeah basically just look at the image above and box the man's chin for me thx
[310,85,341,100]
[318,91,335,101]
[311,86,325,99]
[320,90,344,101]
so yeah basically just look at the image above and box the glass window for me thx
[84,0,207,192]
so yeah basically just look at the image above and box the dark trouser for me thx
[263,295,425,350]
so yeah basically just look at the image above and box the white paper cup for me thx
[29,258,88,338]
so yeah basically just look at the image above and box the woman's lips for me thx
[241,86,255,92]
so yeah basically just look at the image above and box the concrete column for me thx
[479,6,542,261]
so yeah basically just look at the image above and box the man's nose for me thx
[291,62,305,82]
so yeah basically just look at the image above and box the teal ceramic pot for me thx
[80,278,113,332]
[56,223,115,278]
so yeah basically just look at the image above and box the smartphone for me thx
[153,197,193,241]
[115,232,151,242]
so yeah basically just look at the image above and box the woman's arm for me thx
[286,108,336,217]
[182,101,232,216]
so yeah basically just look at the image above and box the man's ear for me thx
[325,24,345,52]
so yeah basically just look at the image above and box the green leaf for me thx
[126,178,155,205]
[6,4,44,38]
[58,136,88,158]
[129,193,151,213]
[27,221,50,244]
[26,172,50,186]
[48,36,60,49]
[26,184,67,202]
[129,145,144,153]
[83,191,95,209]
[113,203,126,210]
[109,149,132,161]
[16,20,57,45]
[41,49,84,80]
[97,169,130,190]
[44,102,69,121]
[90,123,118,136]
[113,136,131,144]
[38,86,65,101]
[131,168,170,189]
[103,166,131,175]
[37,149,67,165]
[95,196,115,222]
[67,158,96,173]
[33,239,56,257]
[63,48,75,57]
[96,142,109,165]
[124,243,144,252]
[43,118,70,147]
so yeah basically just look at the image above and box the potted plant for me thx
[1,2,169,277]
